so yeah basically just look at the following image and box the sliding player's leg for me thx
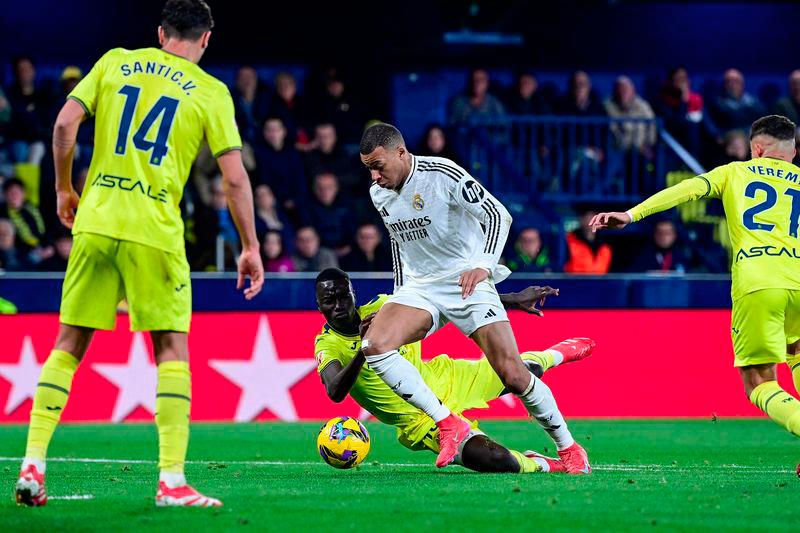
[17,233,122,507]
[471,321,590,474]
[362,299,467,467]
[460,436,566,474]
[735,290,800,443]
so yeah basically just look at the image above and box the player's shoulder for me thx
[358,293,389,315]
[414,155,469,184]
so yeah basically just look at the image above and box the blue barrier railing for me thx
[0,272,732,312]
[458,115,666,204]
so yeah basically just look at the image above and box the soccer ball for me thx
[317,416,371,469]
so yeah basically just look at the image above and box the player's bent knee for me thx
[495,363,531,395]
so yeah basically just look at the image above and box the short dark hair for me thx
[360,123,405,155]
[316,267,349,284]
[2,177,24,194]
[750,115,797,141]
[161,0,214,41]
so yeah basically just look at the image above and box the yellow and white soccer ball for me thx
[317,416,371,469]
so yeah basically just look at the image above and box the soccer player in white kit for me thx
[358,123,590,472]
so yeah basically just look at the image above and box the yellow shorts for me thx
[60,233,191,332]
[396,355,506,452]
[731,288,800,367]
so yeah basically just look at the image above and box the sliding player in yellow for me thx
[591,115,800,473]
[315,268,595,473]
[15,0,264,507]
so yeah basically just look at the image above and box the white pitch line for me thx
[0,456,792,473]
[49,494,94,501]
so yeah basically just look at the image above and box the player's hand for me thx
[458,267,489,299]
[512,286,559,316]
[359,312,377,338]
[56,188,80,229]
[236,246,264,300]
[589,212,632,232]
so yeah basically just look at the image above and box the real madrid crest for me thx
[412,193,424,211]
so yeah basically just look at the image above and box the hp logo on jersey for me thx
[461,180,485,204]
[412,193,425,210]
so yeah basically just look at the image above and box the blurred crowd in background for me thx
[2,55,798,275]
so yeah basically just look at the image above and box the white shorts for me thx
[387,278,509,337]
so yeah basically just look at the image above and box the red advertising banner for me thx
[0,311,794,422]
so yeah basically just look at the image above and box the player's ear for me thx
[157,26,166,46]
[201,31,212,49]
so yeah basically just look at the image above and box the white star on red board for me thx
[93,332,157,422]
[0,337,43,415]
[209,316,316,422]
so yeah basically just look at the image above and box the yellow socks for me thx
[155,361,192,474]
[787,354,800,395]
[521,351,555,373]
[509,450,543,473]
[749,381,800,437]
[25,350,80,461]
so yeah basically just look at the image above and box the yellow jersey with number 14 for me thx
[68,47,241,253]
[629,157,800,301]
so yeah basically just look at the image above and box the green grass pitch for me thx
[0,420,798,531]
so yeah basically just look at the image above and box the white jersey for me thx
[370,155,512,287]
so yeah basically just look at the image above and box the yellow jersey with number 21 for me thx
[68,47,241,254]
[630,157,800,301]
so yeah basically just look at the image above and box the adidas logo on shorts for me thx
[484,309,497,319]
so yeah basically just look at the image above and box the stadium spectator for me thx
[261,230,295,273]
[292,226,338,272]
[232,66,270,144]
[771,70,800,125]
[5,56,50,164]
[630,220,690,273]
[210,176,240,267]
[506,72,552,115]
[656,67,706,158]
[303,122,360,196]
[604,76,656,151]
[0,87,11,174]
[253,116,308,214]
[417,124,460,163]
[716,130,749,165]
[301,172,356,253]
[709,68,765,134]
[564,209,612,274]
[38,232,72,272]
[0,178,51,261]
[51,66,93,170]
[269,71,308,145]
[0,218,28,271]
[558,71,604,117]
[340,223,391,272]
[253,184,293,246]
[313,68,363,145]
[504,227,552,273]
[449,68,506,124]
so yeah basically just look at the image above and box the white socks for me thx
[22,457,45,474]
[516,373,574,450]
[365,350,450,423]
[547,349,565,367]
[160,471,187,488]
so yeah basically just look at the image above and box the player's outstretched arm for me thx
[319,314,375,402]
[590,176,712,232]
[499,286,559,316]
[52,99,85,228]
[319,355,366,403]
[217,150,264,300]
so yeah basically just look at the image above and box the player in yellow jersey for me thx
[590,115,800,473]
[15,0,264,507]
[314,268,595,473]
